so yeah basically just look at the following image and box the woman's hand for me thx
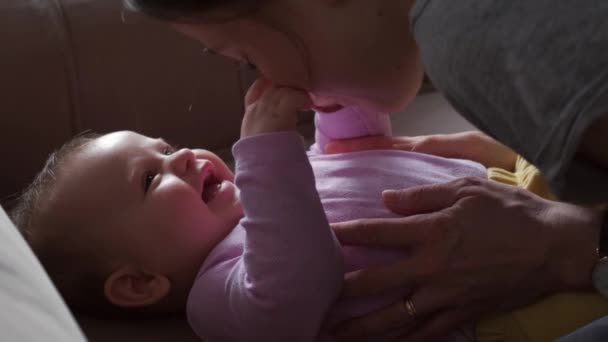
[331,177,602,341]
[325,131,518,170]
[241,78,312,138]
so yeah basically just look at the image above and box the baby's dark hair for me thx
[11,132,187,319]
[124,0,266,23]
[9,133,117,317]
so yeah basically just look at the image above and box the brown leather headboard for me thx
[0,0,272,208]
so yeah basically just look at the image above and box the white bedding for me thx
[0,206,85,341]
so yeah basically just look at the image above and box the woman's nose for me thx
[166,148,195,175]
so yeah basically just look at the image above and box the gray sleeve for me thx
[557,316,608,342]
[411,0,608,204]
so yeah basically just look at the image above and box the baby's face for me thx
[59,131,242,279]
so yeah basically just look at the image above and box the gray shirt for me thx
[411,0,608,204]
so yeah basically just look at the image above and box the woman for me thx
[126,0,608,340]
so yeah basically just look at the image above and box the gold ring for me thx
[403,298,417,319]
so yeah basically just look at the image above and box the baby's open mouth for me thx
[202,175,222,203]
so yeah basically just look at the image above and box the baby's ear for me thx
[104,265,171,308]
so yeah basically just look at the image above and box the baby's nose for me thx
[167,148,195,175]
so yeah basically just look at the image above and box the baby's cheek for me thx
[158,178,199,200]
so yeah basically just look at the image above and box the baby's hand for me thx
[241,78,312,138]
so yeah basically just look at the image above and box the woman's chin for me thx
[354,98,407,114]
[378,89,421,113]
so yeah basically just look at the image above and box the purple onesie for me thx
[187,108,487,341]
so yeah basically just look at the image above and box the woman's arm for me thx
[325,131,518,170]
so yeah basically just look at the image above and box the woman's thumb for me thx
[382,184,458,215]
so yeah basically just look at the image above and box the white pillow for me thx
[0,206,85,341]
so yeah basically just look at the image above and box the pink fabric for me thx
[187,108,486,341]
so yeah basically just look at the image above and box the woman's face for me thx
[174,0,423,113]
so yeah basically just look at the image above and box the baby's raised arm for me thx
[310,107,392,156]
[188,80,343,342]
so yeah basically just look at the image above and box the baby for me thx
[14,80,593,341]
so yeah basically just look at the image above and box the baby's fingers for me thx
[276,88,312,112]
[245,78,272,106]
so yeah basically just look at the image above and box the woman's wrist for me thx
[544,201,603,291]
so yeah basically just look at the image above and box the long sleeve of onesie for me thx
[187,132,343,342]
[310,107,392,155]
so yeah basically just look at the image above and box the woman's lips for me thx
[310,93,344,113]
[312,104,344,113]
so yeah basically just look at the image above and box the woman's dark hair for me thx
[124,0,266,23]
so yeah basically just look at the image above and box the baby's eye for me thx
[143,172,156,193]
[162,146,175,155]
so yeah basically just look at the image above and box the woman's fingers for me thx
[398,308,476,342]
[341,259,421,298]
[334,288,457,340]
[334,277,479,341]
[325,131,518,170]
[382,184,456,216]
[395,131,517,170]
[325,136,416,154]
[330,178,602,341]
[324,133,464,155]
[333,298,420,340]
[331,215,434,248]
[382,177,485,216]
[332,178,491,248]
